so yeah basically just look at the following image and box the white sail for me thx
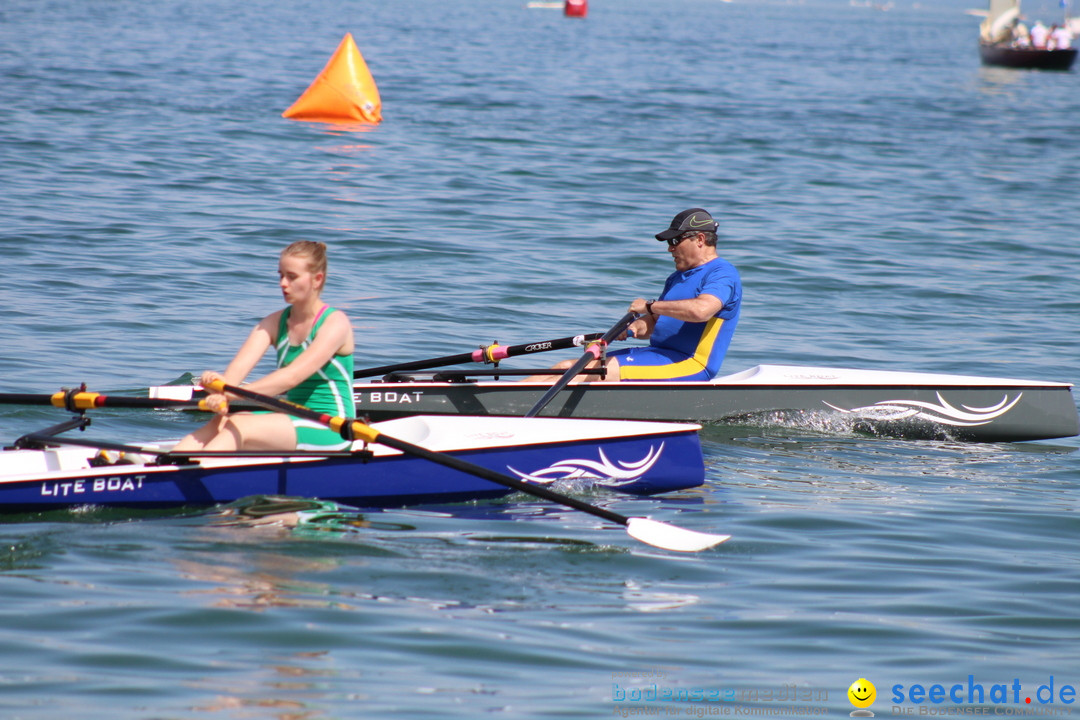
[981,0,1020,42]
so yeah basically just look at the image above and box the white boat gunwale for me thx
[364,364,1076,389]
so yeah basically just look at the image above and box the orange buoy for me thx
[282,33,382,124]
[564,0,587,17]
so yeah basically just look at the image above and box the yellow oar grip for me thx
[350,421,380,445]
[49,391,102,410]
[199,380,230,413]
[328,416,381,444]
[197,398,223,413]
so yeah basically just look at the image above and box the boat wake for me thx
[720,393,1026,440]
[720,406,1005,441]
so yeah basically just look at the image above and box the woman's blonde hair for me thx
[281,241,328,290]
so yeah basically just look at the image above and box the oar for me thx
[0,389,211,411]
[524,312,637,418]
[206,379,728,552]
[354,333,603,379]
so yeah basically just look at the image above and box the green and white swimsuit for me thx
[275,305,355,450]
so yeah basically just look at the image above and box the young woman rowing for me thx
[172,241,355,452]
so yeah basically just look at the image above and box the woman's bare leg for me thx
[171,413,297,452]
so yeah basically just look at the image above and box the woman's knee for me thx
[228,413,297,450]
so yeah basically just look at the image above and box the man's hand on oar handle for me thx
[621,299,654,340]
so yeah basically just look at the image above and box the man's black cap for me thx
[655,208,718,241]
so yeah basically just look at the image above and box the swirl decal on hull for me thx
[823,392,1023,427]
[506,442,665,486]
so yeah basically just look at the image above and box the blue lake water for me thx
[1,0,1079,716]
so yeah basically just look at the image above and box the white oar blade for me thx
[625,517,730,552]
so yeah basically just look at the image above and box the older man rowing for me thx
[549,208,742,382]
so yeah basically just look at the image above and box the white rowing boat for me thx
[0,414,705,513]
[335,364,1078,443]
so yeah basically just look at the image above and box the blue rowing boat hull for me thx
[0,429,704,513]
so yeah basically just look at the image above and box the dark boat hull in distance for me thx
[979,42,1078,70]
[351,365,1080,443]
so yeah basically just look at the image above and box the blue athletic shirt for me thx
[649,256,741,377]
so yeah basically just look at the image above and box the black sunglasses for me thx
[666,231,700,248]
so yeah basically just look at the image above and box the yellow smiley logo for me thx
[848,678,876,709]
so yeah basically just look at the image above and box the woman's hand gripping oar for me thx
[205,379,729,552]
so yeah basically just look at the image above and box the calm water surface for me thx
[1,0,1078,717]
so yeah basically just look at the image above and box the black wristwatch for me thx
[645,299,656,316]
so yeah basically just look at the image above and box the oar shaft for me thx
[525,312,637,418]
[0,394,61,405]
[353,333,603,379]
[0,391,207,410]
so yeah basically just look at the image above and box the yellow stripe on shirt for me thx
[619,317,724,380]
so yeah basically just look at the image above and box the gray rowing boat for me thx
[350,364,1079,443]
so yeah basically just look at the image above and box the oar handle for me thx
[525,312,637,418]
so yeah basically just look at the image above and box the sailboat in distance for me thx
[979,0,1078,70]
